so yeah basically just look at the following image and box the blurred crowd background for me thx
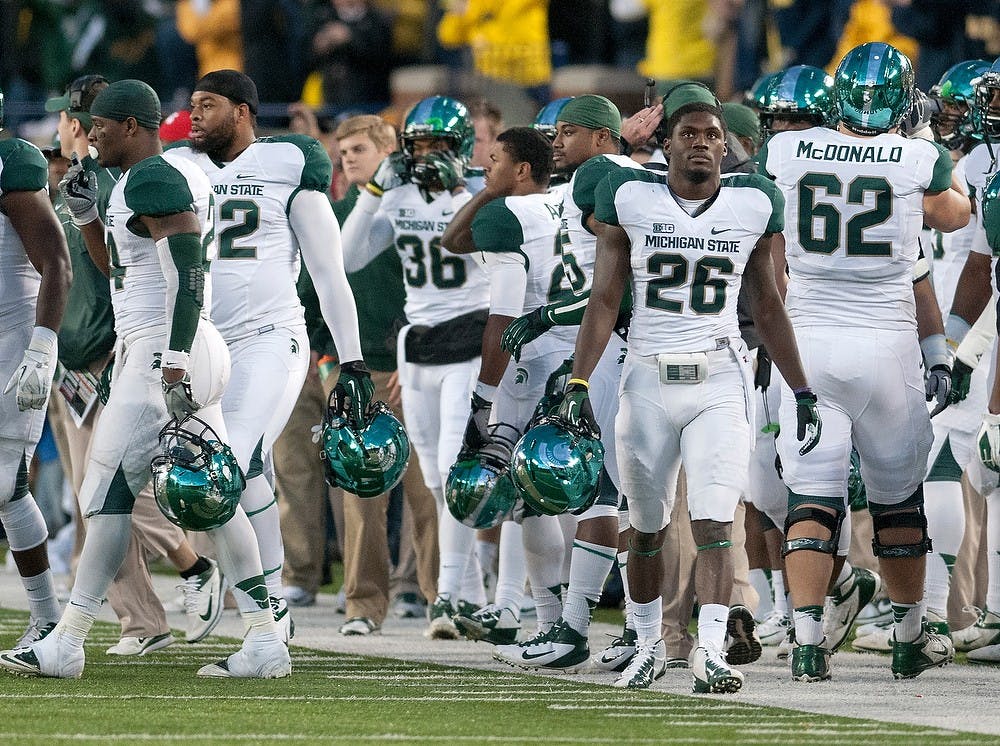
[1,0,998,142]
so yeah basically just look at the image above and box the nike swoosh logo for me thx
[441,210,454,216]
[521,648,558,660]
[200,596,214,622]
[710,227,731,235]
[236,174,255,179]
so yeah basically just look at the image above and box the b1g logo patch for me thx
[398,208,415,217]
[652,223,675,234]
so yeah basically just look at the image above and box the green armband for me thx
[161,233,204,354]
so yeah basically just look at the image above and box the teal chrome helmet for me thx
[981,171,1000,257]
[930,59,990,149]
[445,424,520,529]
[974,57,1000,139]
[532,97,573,141]
[759,65,835,137]
[834,42,914,135]
[321,401,410,498]
[510,417,604,516]
[847,448,868,511]
[152,417,245,531]
[402,95,474,167]
[745,71,781,111]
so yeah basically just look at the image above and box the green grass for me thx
[0,608,980,745]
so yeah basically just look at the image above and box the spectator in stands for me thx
[176,0,244,78]
[310,0,393,110]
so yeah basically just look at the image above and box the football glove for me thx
[948,358,974,405]
[96,355,114,406]
[3,326,58,411]
[531,357,574,424]
[58,155,99,225]
[501,306,554,362]
[556,381,600,439]
[329,360,374,428]
[461,392,493,455]
[794,389,822,456]
[421,150,465,192]
[365,151,408,196]
[162,372,199,421]
[978,412,1000,473]
[926,363,952,417]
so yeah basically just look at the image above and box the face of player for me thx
[339,132,390,186]
[88,115,128,169]
[483,140,519,193]
[551,122,602,174]
[409,137,451,160]
[471,116,498,168]
[188,91,239,160]
[664,110,726,187]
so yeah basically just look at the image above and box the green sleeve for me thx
[571,156,620,225]
[0,139,48,192]
[723,173,785,233]
[593,168,663,226]
[471,198,525,253]
[756,139,773,179]
[124,157,195,216]
[927,141,953,194]
[271,133,333,191]
[164,232,204,354]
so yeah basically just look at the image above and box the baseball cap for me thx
[159,110,192,143]
[45,74,109,131]
[90,79,162,130]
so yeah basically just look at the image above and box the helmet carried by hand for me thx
[321,401,410,498]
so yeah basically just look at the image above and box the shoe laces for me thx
[179,574,210,615]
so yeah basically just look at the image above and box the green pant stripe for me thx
[572,541,617,562]
[926,436,962,482]
[245,498,277,518]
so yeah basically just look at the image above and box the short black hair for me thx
[664,102,727,140]
[496,126,552,185]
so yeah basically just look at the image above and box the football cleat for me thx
[15,619,57,649]
[106,633,176,656]
[592,625,637,672]
[967,643,1000,663]
[856,597,893,627]
[492,618,590,672]
[453,604,520,645]
[692,646,743,694]
[725,604,762,665]
[823,566,881,652]
[952,608,1000,652]
[427,596,460,640]
[852,621,893,653]
[339,617,380,636]
[891,623,954,679]
[0,628,84,679]
[757,610,792,646]
[791,641,832,682]
[776,627,794,660]
[613,639,667,689]
[196,631,291,678]
[271,596,295,644]
[180,558,225,643]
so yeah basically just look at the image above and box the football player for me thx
[762,42,969,682]
[0,86,72,650]
[341,96,491,638]
[169,70,371,643]
[0,80,290,680]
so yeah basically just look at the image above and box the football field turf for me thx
[0,609,984,745]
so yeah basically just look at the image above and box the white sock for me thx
[632,597,663,647]
[892,601,925,643]
[556,512,577,583]
[494,521,525,614]
[522,514,565,628]
[241,476,285,597]
[22,568,61,623]
[986,488,1000,612]
[924,480,964,615]
[772,570,788,616]
[562,539,616,635]
[438,509,475,600]
[698,603,729,652]
[208,507,270,614]
[69,513,131,622]
[459,543,486,606]
[617,548,634,630]
[793,605,825,646]
[748,569,773,621]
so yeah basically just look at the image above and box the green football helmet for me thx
[445,424,520,529]
[834,42,914,135]
[759,65,835,137]
[847,448,868,512]
[510,416,604,516]
[321,401,410,498]
[974,56,1000,140]
[532,97,573,141]
[401,96,474,189]
[930,59,990,150]
[745,71,781,111]
[151,417,245,532]
[981,171,1000,256]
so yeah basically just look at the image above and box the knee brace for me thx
[869,489,932,559]
[782,507,844,558]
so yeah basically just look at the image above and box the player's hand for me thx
[58,154,99,225]
[461,392,492,455]
[501,307,553,362]
[3,327,58,411]
[530,357,574,424]
[978,412,1000,472]
[365,152,408,195]
[794,389,822,456]
[926,363,952,417]
[422,151,465,192]
[329,360,374,428]
[948,358,973,405]
[162,370,199,421]
[556,382,600,439]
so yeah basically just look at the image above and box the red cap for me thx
[159,109,192,143]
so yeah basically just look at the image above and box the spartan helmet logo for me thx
[861,88,875,111]
[515,367,528,384]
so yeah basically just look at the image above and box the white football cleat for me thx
[180,558,225,643]
[0,627,85,679]
[197,631,291,678]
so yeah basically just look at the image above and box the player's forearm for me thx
[80,220,110,277]
[751,298,808,391]
[947,251,993,335]
[571,225,628,382]
[478,315,514,387]
[913,275,944,343]
[341,190,389,272]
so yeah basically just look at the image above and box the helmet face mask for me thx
[401,96,474,190]
[321,401,410,498]
[151,417,244,532]
[834,42,914,135]
[532,97,573,142]
[759,65,835,139]
[974,58,1000,140]
[930,59,990,149]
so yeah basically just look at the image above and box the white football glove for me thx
[58,154,99,225]
[4,327,58,411]
[162,372,200,421]
[978,413,1000,473]
[366,152,408,195]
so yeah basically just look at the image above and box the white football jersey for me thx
[964,142,998,258]
[595,168,782,356]
[171,136,330,341]
[471,190,577,359]
[933,155,977,314]
[761,126,953,329]
[105,153,216,340]
[380,184,489,326]
[0,139,47,328]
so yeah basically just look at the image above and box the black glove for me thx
[330,360,374,427]
[754,347,772,390]
[926,363,952,417]
[556,381,600,439]
[948,358,973,405]
[461,392,493,455]
[795,389,822,456]
[530,357,574,424]
[500,307,553,362]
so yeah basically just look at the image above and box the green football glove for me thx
[501,306,554,362]
[421,151,465,192]
[330,360,375,428]
[556,381,600,439]
[461,392,493,455]
[529,357,574,425]
[795,389,822,456]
